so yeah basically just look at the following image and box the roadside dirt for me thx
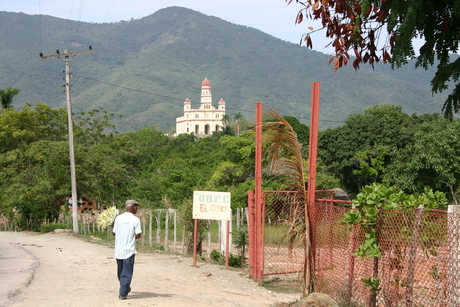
[0,231,300,307]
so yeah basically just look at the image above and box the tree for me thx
[0,140,73,229]
[385,118,460,204]
[344,183,447,306]
[352,145,390,191]
[233,112,245,136]
[0,104,67,154]
[221,114,231,127]
[265,116,310,147]
[288,0,460,118]
[318,105,412,194]
[0,87,20,111]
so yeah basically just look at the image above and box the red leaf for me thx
[296,12,303,24]
[353,59,360,70]
[334,58,340,71]
[354,48,360,59]
[312,1,320,10]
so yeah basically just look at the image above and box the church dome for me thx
[201,77,211,88]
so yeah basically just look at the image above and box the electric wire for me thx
[39,0,42,53]
[71,0,86,52]
[74,75,346,124]
[62,0,77,46]
[101,0,115,28]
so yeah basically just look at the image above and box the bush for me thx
[210,249,244,268]
[210,249,222,262]
[228,254,244,268]
[38,223,71,233]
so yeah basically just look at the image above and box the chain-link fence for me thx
[262,191,460,307]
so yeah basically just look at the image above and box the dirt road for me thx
[0,231,300,307]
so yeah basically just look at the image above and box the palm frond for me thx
[262,104,313,295]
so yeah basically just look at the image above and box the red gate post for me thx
[248,189,255,278]
[305,82,321,294]
[193,218,198,267]
[255,102,264,282]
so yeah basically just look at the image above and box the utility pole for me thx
[40,47,93,234]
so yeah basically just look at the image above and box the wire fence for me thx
[0,208,249,259]
[262,191,460,307]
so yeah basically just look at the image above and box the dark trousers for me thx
[116,254,135,296]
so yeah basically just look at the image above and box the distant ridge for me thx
[0,7,448,132]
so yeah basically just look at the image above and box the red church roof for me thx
[202,77,211,88]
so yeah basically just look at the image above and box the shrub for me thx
[210,249,222,262]
[38,223,70,233]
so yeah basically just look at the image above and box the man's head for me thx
[125,199,139,213]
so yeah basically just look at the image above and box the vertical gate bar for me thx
[306,82,321,294]
[255,102,263,282]
[193,219,198,267]
[248,189,255,278]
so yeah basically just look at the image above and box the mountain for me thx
[0,7,449,132]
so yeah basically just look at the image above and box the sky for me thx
[2,0,332,53]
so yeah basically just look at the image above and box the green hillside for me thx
[0,6,449,132]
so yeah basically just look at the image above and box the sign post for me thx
[192,191,231,268]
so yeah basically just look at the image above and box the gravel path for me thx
[0,231,300,307]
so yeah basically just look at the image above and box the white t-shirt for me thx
[113,212,142,259]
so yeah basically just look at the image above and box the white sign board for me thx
[193,191,231,221]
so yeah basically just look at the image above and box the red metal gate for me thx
[248,190,336,281]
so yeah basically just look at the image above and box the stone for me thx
[289,293,339,307]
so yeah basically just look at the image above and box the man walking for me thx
[112,199,142,300]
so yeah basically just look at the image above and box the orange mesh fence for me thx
[262,191,334,277]
[262,191,460,306]
[312,203,452,306]
[262,191,304,276]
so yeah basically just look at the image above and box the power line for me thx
[75,75,347,125]
[75,76,186,102]
[102,0,117,24]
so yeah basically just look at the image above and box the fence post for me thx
[207,220,212,256]
[156,210,161,244]
[447,205,460,305]
[219,218,232,254]
[141,210,145,246]
[346,206,357,303]
[173,210,177,253]
[248,189,256,279]
[164,210,169,251]
[149,210,152,246]
[405,205,424,307]
[255,102,263,282]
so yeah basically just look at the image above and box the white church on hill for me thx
[175,78,226,136]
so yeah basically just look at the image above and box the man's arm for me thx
[135,233,141,239]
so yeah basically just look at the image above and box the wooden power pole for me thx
[40,47,93,234]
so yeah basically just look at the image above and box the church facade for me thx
[175,78,226,136]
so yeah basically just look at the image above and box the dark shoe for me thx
[119,295,127,300]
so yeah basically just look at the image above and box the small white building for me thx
[175,78,226,136]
